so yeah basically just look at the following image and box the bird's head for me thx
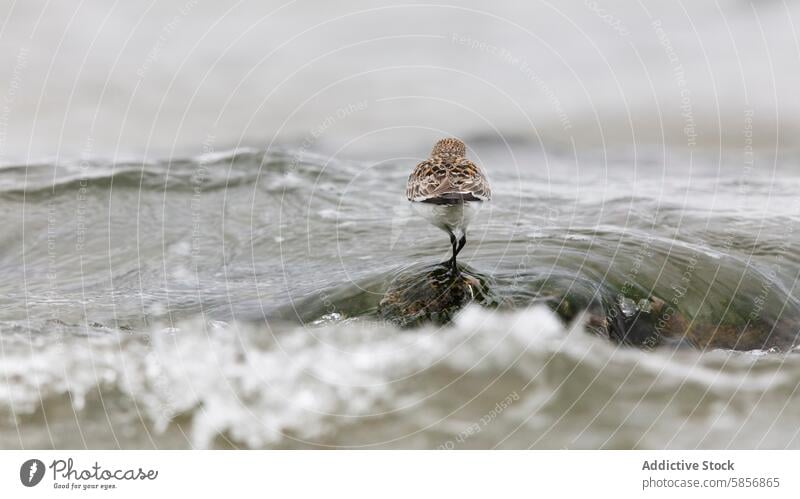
[431,138,466,158]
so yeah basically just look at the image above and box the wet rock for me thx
[378,263,502,327]
[646,297,800,351]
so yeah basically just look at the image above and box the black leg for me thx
[455,234,466,256]
[449,232,458,271]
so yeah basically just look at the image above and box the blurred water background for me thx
[1,0,800,449]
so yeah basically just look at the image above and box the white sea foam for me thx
[2,306,799,449]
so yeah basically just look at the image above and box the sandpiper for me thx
[406,138,491,272]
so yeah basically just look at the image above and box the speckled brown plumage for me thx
[406,138,491,203]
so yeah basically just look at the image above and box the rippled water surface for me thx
[2,145,800,449]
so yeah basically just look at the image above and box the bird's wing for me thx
[407,157,491,202]
[447,159,491,201]
[406,158,446,201]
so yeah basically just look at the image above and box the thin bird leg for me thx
[448,231,458,272]
[455,234,466,256]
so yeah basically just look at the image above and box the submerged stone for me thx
[644,296,800,351]
[377,264,800,351]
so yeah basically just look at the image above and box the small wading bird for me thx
[406,138,491,273]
